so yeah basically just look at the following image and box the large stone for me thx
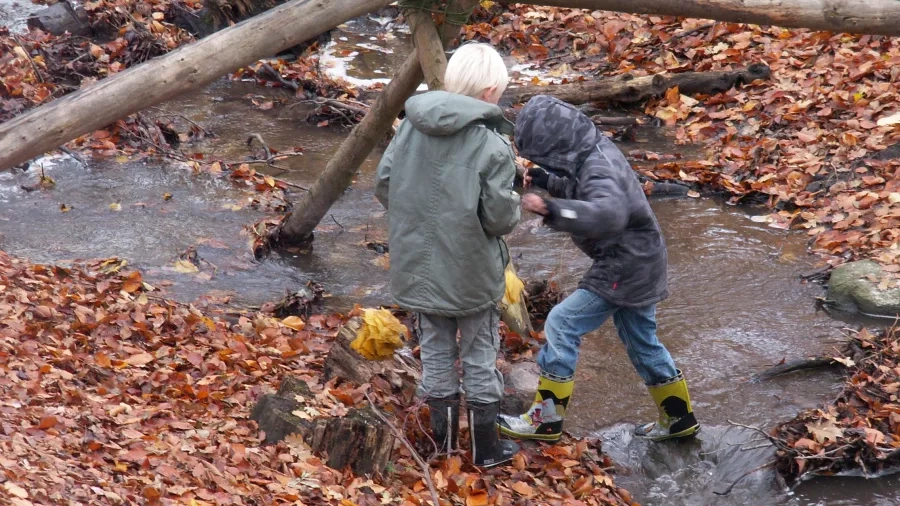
[826,260,900,316]
[501,360,539,414]
[27,3,91,37]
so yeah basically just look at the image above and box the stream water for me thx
[2,13,898,505]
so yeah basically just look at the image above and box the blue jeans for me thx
[537,289,678,385]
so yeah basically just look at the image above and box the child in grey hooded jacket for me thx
[497,95,699,443]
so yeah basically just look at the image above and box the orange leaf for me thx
[512,452,526,471]
[96,353,112,368]
[38,416,58,430]
[281,316,306,331]
[665,86,680,105]
[466,491,488,506]
[143,486,161,500]
[511,481,533,497]
[122,271,143,293]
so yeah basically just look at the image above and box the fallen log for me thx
[273,0,478,247]
[0,0,394,172]
[523,0,900,37]
[502,63,771,106]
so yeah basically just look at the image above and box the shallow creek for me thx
[1,15,896,505]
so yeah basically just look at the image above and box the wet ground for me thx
[0,0,38,32]
[2,15,898,506]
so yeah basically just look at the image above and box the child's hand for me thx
[522,194,548,216]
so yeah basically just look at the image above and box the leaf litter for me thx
[0,249,634,505]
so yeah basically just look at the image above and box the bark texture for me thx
[523,0,900,36]
[0,0,394,171]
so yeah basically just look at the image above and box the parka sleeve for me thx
[545,172,572,198]
[542,169,628,239]
[375,139,397,210]
[479,146,521,237]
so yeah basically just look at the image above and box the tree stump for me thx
[323,317,421,387]
[250,376,394,475]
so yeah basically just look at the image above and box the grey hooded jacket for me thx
[515,95,668,307]
[375,91,521,316]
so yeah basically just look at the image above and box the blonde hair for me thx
[444,43,509,99]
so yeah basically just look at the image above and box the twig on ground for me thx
[259,61,300,91]
[330,215,345,231]
[277,179,309,191]
[12,34,44,83]
[220,153,305,172]
[727,420,790,451]
[671,23,717,41]
[58,146,87,166]
[365,391,441,506]
[149,107,214,137]
[713,460,776,496]
[247,133,272,160]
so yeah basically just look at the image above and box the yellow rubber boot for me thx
[634,370,699,440]
[497,374,573,442]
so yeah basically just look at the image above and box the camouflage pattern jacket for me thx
[515,95,669,307]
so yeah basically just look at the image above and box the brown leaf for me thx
[792,437,820,452]
[511,481,534,497]
[282,316,306,331]
[466,491,488,506]
[122,271,143,293]
[3,483,28,499]
[124,352,154,366]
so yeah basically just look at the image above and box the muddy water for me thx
[1,22,897,506]
[0,0,37,32]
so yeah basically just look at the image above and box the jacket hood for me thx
[405,91,513,137]
[514,95,602,176]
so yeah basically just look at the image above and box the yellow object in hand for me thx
[350,309,409,360]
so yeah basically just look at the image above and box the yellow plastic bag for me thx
[350,309,409,360]
[500,263,532,336]
[504,264,525,305]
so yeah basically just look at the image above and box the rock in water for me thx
[826,260,900,316]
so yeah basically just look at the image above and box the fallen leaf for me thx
[4,483,28,499]
[124,352,154,366]
[282,316,306,331]
[512,481,534,497]
[174,260,199,273]
[122,271,143,293]
[792,437,820,451]
[38,416,58,430]
[876,112,900,127]
[807,420,843,444]
[109,203,122,211]
[833,357,856,368]
[466,491,488,506]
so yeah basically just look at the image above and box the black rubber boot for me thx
[468,401,520,468]
[427,396,460,455]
